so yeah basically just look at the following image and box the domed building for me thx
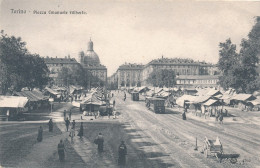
[79,39,107,88]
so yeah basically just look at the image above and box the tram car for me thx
[131,92,139,101]
[145,97,165,114]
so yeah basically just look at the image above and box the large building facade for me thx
[109,56,220,89]
[109,63,144,88]
[78,39,107,88]
[44,56,80,86]
[142,56,219,88]
[44,39,107,88]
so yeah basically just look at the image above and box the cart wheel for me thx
[230,158,237,164]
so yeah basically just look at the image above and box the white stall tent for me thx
[0,96,28,108]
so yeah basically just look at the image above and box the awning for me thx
[231,94,255,101]
[203,99,218,106]
[0,96,28,108]
[248,99,260,105]
[156,91,171,98]
[176,95,197,107]
[45,87,59,95]
[14,90,47,102]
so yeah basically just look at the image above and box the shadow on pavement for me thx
[81,121,175,167]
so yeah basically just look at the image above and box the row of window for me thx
[177,79,218,84]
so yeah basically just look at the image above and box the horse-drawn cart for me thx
[203,136,223,159]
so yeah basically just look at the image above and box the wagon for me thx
[203,136,223,159]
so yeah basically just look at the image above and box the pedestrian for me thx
[219,113,224,124]
[215,112,219,122]
[48,118,53,132]
[225,109,228,116]
[72,120,76,129]
[118,141,127,166]
[77,122,83,138]
[69,125,75,142]
[113,100,116,108]
[64,110,66,120]
[182,111,186,120]
[65,117,70,132]
[58,139,65,162]
[37,126,43,142]
[94,133,104,153]
[69,110,72,120]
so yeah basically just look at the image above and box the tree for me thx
[24,54,50,90]
[0,31,49,94]
[239,16,260,93]
[218,17,260,93]
[147,69,176,87]
[57,66,87,87]
[218,38,241,90]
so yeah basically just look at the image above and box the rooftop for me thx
[148,57,214,66]
[118,63,144,70]
[177,75,220,80]
[44,57,78,64]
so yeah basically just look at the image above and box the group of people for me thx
[37,118,53,142]
[36,104,128,166]
[93,133,127,166]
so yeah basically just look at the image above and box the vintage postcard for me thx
[0,0,260,167]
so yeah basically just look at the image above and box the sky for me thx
[1,0,260,76]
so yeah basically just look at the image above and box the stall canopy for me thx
[81,94,104,105]
[134,86,149,93]
[196,88,222,97]
[176,95,197,107]
[0,96,28,108]
[45,87,59,95]
[70,85,83,94]
[192,95,212,104]
[248,98,260,106]
[203,99,221,106]
[231,94,256,102]
[52,86,67,92]
[14,90,48,102]
[156,90,171,98]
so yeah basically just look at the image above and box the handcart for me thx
[203,136,223,159]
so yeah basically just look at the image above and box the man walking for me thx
[72,120,76,129]
[118,141,127,166]
[48,118,53,132]
[37,126,43,142]
[124,93,126,101]
[77,122,84,138]
[65,117,70,132]
[219,112,224,124]
[69,110,72,120]
[69,125,75,142]
[113,100,116,108]
[58,140,65,162]
[94,133,104,153]
[63,110,66,120]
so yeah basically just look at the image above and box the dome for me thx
[83,39,100,65]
